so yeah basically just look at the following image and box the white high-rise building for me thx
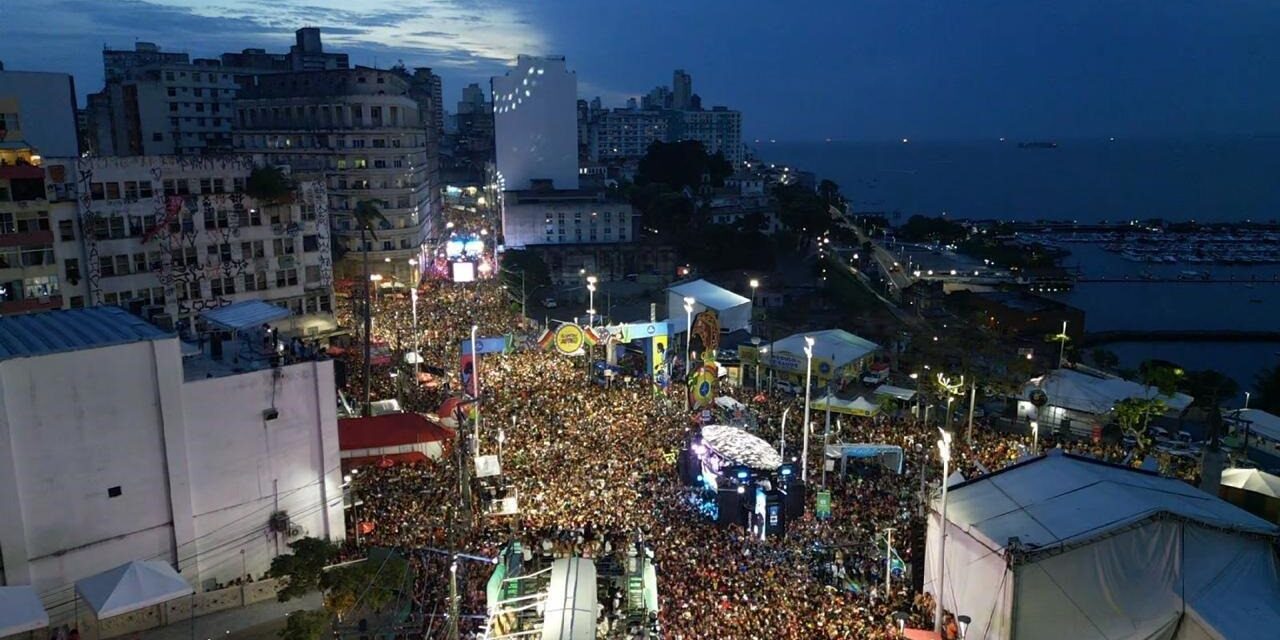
[491,55,578,191]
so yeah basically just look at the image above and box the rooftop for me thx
[943,450,1279,555]
[0,307,171,362]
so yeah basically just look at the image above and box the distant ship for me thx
[1018,141,1059,149]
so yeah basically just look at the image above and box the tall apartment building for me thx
[88,30,349,157]
[671,107,743,165]
[492,55,579,191]
[0,133,62,315]
[672,69,693,110]
[234,67,434,280]
[589,109,668,161]
[41,155,334,331]
[0,69,80,157]
[453,83,493,175]
[95,60,240,156]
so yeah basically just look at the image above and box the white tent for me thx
[75,560,194,619]
[667,279,752,334]
[1023,368,1194,415]
[1221,468,1280,499]
[0,586,48,637]
[812,394,880,416]
[925,450,1280,640]
[542,557,597,640]
[874,384,917,401]
[765,329,880,377]
[200,300,290,332]
[714,396,746,412]
[1225,408,1280,443]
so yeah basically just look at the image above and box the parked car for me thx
[774,380,802,395]
[861,368,890,385]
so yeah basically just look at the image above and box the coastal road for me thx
[848,217,917,292]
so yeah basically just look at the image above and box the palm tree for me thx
[353,200,387,417]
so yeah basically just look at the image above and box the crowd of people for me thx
[326,207,1203,638]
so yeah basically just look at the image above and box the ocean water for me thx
[763,137,1280,223]
[762,138,1280,396]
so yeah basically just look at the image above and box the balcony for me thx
[0,295,63,314]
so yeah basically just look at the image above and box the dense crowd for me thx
[329,211,1199,638]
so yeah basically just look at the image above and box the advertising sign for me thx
[815,490,832,520]
[553,324,586,356]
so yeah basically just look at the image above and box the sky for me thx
[3,0,1278,141]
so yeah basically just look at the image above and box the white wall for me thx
[492,56,579,191]
[182,360,343,590]
[0,338,184,599]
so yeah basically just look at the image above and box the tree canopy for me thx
[1256,365,1280,414]
[245,165,294,204]
[636,140,732,190]
[895,215,967,243]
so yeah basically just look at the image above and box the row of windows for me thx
[163,71,231,83]
[238,133,420,150]
[0,274,58,301]
[0,245,55,269]
[239,104,407,129]
[165,86,228,98]
[0,210,50,234]
[168,101,223,114]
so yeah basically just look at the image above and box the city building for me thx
[41,155,335,332]
[642,85,671,111]
[450,82,494,178]
[89,30,349,157]
[0,306,343,609]
[672,69,692,110]
[670,107,742,165]
[234,67,435,280]
[0,69,80,157]
[589,109,668,162]
[950,290,1085,341]
[0,134,61,314]
[500,187,633,249]
[492,55,579,192]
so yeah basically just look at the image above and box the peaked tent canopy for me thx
[1023,367,1193,415]
[0,586,49,637]
[813,394,880,417]
[666,279,752,334]
[1221,467,1280,499]
[1226,408,1280,443]
[200,300,291,332]
[75,560,194,619]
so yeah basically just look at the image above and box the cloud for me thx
[0,0,547,98]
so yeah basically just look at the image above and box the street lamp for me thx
[470,324,481,448]
[749,278,759,309]
[408,259,420,379]
[683,296,696,376]
[1031,420,1039,454]
[586,275,597,327]
[801,336,815,483]
[1245,391,1251,410]
[884,525,895,595]
[935,428,953,634]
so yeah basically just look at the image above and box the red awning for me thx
[342,452,430,469]
[338,412,454,450]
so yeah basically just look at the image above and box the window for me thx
[243,272,266,291]
[58,219,74,241]
[301,204,317,221]
[24,275,58,298]
[139,181,153,198]
[273,238,295,255]
[108,216,126,239]
[275,268,298,288]
[99,255,116,277]
[151,287,165,305]
[70,295,84,308]
[200,178,212,194]
[133,253,147,273]
[90,182,106,200]
[170,103,178,113]
[153,133,164,142]
[211,276,235,296]
[212,178,224,193]
[305,265,321,283]
[303,234,319,252]
[241,240,265,259]
[104,292,118,305]
[319,295,332,312]
[114,255,130,275]
[193,88,203,97]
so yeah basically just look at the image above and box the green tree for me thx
[268,537,338,602]
[322,552,409,619]
[817,179,843,207]
[636,140,731,190]
[1180,369,1238,409]
[896,215,967,243]
[1138,360,1184,397]
[1113,397,1166,454]
[354,200,388,417]
[1091,348,1120,371]
[1254,365,1280,415]
[773,184,832,240]
[278,610,327,640]
[245,165,294,204]
[500,249,551,288]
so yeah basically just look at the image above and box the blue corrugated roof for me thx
[0,307,171,361]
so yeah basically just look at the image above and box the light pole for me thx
[470,324,481,451]
[1031,420,1039,454]
[966,383,977,444]
[409,260,420,380]
[1058,320,1069,367]
[884,525,895,596]
[935,427,953,634]
[1245,391,1251,410]
[761,346,771,390]
[586,275,597,327]
[749,278,759,329]
[779,407,790,458]
[802,335,815,483]
[683,296,696,376]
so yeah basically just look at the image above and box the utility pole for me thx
[966,383,977,444]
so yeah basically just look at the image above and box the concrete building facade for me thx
[0,306,343,611]
[501,188,633,249]
[589,109,668,162]
[492,55,579,192]
[0,135,62,315]
[233,68,434,280]
[41,155,334,331]
[671,107,743,165]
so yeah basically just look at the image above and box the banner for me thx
[815,491,832,520]
[689,361,716,408]
[461,335,512,355]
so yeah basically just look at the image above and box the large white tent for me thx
[0,586,48,637]
[666,279,752,335]
[541,557,597,640]
[924,450,1280,640]
[75,560,194,620]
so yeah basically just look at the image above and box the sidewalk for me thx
[137,592,322,640]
